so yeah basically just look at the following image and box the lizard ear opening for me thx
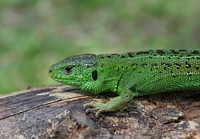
[92,70,98,80]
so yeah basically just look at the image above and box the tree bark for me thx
[0,85,199,139]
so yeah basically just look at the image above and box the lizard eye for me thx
[64,66,73,73]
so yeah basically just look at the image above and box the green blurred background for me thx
[0,0,200,94]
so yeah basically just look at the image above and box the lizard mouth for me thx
[53,78,78,84]
[49,72,81,86]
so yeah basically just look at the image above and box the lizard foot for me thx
[83,101,108,117]
[83,93,133,117]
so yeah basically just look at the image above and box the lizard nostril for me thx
[49,69,52,73]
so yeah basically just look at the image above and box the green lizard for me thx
[49,49,200,116]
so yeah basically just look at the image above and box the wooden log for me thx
[0,85,199,139]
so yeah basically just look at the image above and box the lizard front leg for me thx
[84,91,138,117]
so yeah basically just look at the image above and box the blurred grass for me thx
[0,0,200,94]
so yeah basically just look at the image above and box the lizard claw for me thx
[83,101,107,117]
[83,101,104,108]
[85,108,99,113]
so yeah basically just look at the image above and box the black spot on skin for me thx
[86,65,90,68]
[156,50,166,55]
[191,50,199,54]
[175,63,181,69]
[131,63,137,67]
[185,62,191,68]
[121,55,126,58]
[141,63,148,66]
[195,66,199,70]
[111,54,118,56]
[121,66,128,70]
[130,86,136,92]
[165,63,172,67]
[132,67,137,71]
[138,71,142,74]
[179,49,187,52]
[94,63,98,67]
[99,64,104,67]
[172,75,178,77]
[136,51,151,55]
[127,52,133,57]
[151,63,158,67]
[163,67,167,70]
[187,71,192,76]
[92,70,98,80]
[99,56,105,59]
[106,55,112,58]
[175,63,181,67]
[170,49,179,54]
[161,62,165,65]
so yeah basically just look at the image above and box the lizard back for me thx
[96,49,200,95]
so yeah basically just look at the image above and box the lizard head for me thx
[49,54,102,93]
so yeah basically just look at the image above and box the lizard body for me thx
[49,49,200,116]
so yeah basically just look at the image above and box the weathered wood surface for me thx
[0,85,199,139]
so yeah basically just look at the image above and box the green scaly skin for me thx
[49,49,200,116]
